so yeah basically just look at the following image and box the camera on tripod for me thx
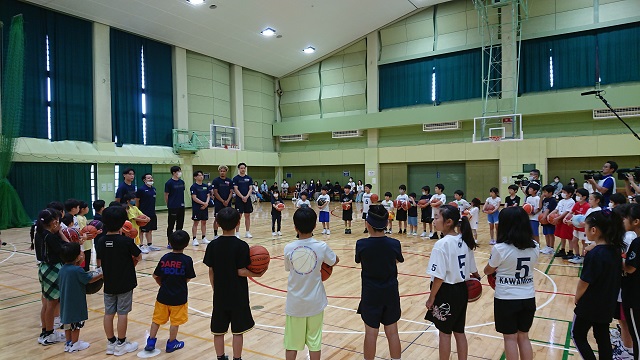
[512,174,530,187]
[580,170,604,181]
[618,167,640,181]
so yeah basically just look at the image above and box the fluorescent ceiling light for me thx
[302,46,316,54]
[186,0,205,5]
[261,28,276,37]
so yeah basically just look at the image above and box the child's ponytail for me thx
[459,216,477,250]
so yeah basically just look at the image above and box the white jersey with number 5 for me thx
[362,193,372,213]
[427,234,478,284]
[488,242,539,300]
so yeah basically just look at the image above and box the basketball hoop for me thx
[489,135,502,142]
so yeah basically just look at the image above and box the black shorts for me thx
[235,198,253,214]
[192,207,209,221]
[214,202,231,215]
[141,214,158,232]
[614,301,623,320]
[396,209,408,221]
[343,209,353,221]
[362,212,367,220]
[357,300,401,329]
[494,298,536,334]
[421,211,433,224]
[425,282,468,334]
[211,306,255,335]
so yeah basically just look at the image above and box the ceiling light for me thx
[186,0,205,5]
[261,28,276,37]
[302,46,316,54]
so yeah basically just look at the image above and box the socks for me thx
[214,230,218,236]
[202,235,206,239]
[108,336,116,343]
[117,337,126,344]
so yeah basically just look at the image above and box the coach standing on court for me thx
[164,166,186,248]
[587,160,617,207]
[233,162,253,239]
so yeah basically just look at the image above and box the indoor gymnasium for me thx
[1,0,640,359]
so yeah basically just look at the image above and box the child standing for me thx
[95,205,142,356]
[419,186,433,238]
[317,187,331,235]
[504,185,521,207]
[430,184,446,239]
[524,184,541,245]
[395,185,409,234]
[381,192,395,234]
[564,188,590,264]
[93,200,105,221]
[407,193,418,236]
[539,185,558,255]
[77,202,93,271]
[341,185,354,234]
[452,190,471,219]
[484,207,539,360]
[426,205,479,360]
[122,193,151,254]
[58,242,103,352]
[550,186,576,258]
[296,192,311,209]
[203,207,267,360]
[356,205,403,360]
[469,198,481,242]
[484,187,502,245]
[362,184,373,233]
[622,203,640,359]
[283,207,339,360]
[145,230,195,353]
[271,190,284,236]
[190,170,211,246]
[572,210,624,360]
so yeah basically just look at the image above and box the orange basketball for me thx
[370,194,379,203]
[564,213,574,226]
[418,199,428,207]
[401,201,409,211]
[522,203,534,214]
[462,209,470,217]
[62,228,81,243]
[487,273,497,290]
[388,212,395,220]
[126,228,138,239]
[393,200,399,208]
[321,262,333,281]
[484,203,496,212]
[449,201,458,208]
[248,245,270,274]
[547,212,560,224]
[430,197,441,208]
[538,212,549,224]
[136,216,150,227]
[121,221,137,239]
[466,278,483,302]
[80,225,98,240]
[276,202,285,211]
[342,203,351,210]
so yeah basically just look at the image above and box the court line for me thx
[0,243,17,264]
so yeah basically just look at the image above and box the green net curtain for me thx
[144,41,174,147]
[434,49,483,103]
[597,22,640,85]
[379,58,434,110]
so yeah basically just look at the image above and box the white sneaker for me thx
[214,235,219,240]
[235,232,241,238]
[69,340,90,352]
[114,340,138,356]
[326,230,331,235]
[192,238,199,246]
[54,316,62,329]
[429,232,434,237]
[148,245,162,251]
[420,231,427,237]
[277,231,282,236]
[272,232,277,236]
[41,331,65,346]
[64,342,72,352]
[489,239,497,245]
[201,237,211,244]
[322,229,327,234]
[246,232,253,238]
[412,232,418,236]
[106,340,116,355]
[544,246,555,255]
[140,245,150,254]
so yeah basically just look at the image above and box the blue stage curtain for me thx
[434,49,483,103]
[143,41,173,146]
[597,22,640,85]
[379,58,434,110]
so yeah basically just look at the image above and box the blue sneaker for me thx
[167,244,172,249]
[166,339,184,353]
[144,337,157,352]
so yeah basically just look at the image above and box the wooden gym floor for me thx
[0,201,601,359]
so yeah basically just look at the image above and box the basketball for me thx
[462,209,470,217]
[484,203,496,212]
[401,201,409,211]
[88,219,103,230]
[121,221,137,239]
[418,199,428,207]
[62,228,81,243]
[466,278,482,302]
[430,197,441,208]
[317,199,326,207]
[571,214,586,227]
[80,225,99,240]
[86,278,103,295]
[136,216,150,227]
[342,203,351,210]
[449,201,458,208]
[276,202,285,211]
[370,194,379,203]
[547,212,560,224]
[321,262,333,281]
[132,255,139,266]
[538,212,549,224]
[564,213,574,226]
[388,212,395,220]
[393,200,399,208]
[487,272,497,290]
[522,203,534,214]
[248,245,270,274]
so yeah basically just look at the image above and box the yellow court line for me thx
[88,308,282,359]
[0,282,37,294]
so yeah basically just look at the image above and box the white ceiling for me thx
[24,0,451,78]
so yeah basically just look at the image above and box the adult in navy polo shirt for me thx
[211,165,233,239]
[115,167,136,203]
[587,160,618,208]
[136,173,160,251]
[233,162,253,239]
[164,166,186,247]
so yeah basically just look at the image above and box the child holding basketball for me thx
[622,203,640,359]
[283,207,339,360]
[539,185,558,255]
[524,183,541,244]
[355,205,403,360]
[317,186,331,235]
[341,185,354,234]
[484,187,502,245]
[381,192,395,234]
[362,184,373,233]
[563,188,590,264]
[295,192,311,209]
[407,193,418,236]
[145,230,195,353]
[425,205,479,360]
[395,185,409,234]
[430,184,446,239]
[484,207,539,360]
[58,242,103,353]
[550,186,576,258]
[419,186,433,238]
[572,210,624,360]
[469,198,481,242]
[121,193,150,254]
[203,207,267,360]
[271,190,284,236]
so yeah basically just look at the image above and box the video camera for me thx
[580,170,604,181]
[512,174,530,187]
[618,167,640,181]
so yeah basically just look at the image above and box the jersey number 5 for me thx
[515,257,531,279]
[458,254,466,279]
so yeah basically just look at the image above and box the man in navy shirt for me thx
[116,168,136,204]
[164,166,185,248]
[233,163,254,239]
[211,165,233,239]
[136,173,160,251]
[190,171,210,247]
[587,160,618,208]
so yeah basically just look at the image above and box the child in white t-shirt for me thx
[429,184,446,239]
[484,187,502,245]
[296,192,311,209]
[395,185,409,234]
[361,184,373,234]
[469,198,481,242]
[524,184,541,244]
[317,187,331,235]
[381,192,395,234]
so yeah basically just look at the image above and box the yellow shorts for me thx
[283,312,324,352]
[152,301,188,326]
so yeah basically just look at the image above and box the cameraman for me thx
[625,173,639,196]
[520,169,542,197]
[586,160,617,207]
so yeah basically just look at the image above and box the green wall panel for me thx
[186,51,231,132]
[407,163,466,198]
[379,164,408,198]
[243,69,275,152]
[465,160,499,202]
[279,132,367,152]
[282,165,365,187]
